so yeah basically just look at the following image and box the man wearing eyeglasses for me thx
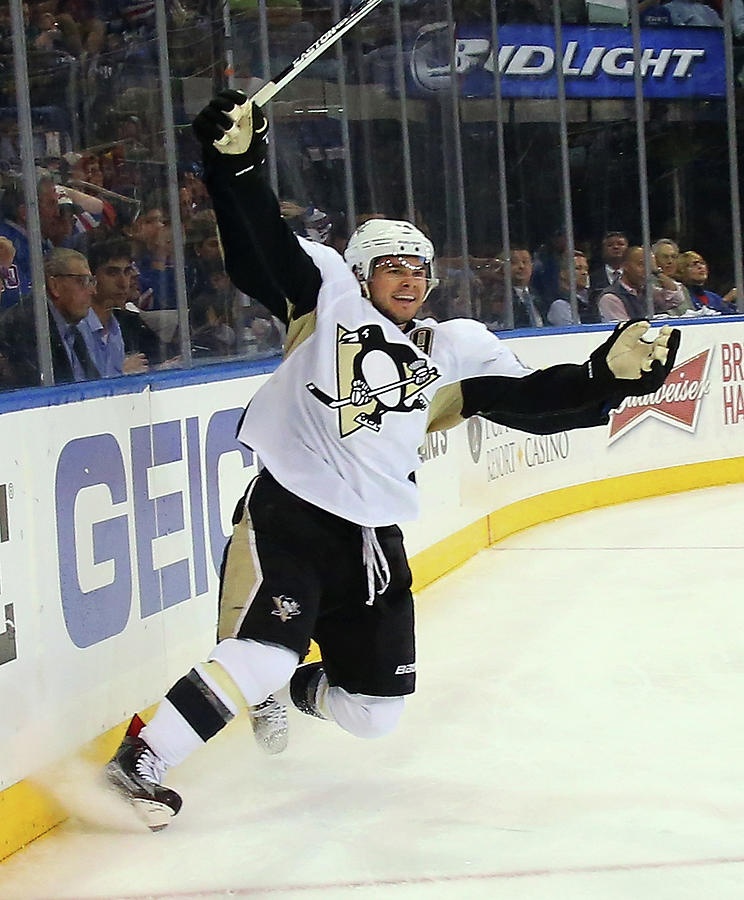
[0,248,100,388]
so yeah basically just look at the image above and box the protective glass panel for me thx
[2,0,741,394]
[0,0,184,390]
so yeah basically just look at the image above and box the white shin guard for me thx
[208,638,299,706]
[142,639,298,768]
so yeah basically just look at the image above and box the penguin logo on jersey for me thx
[271,595,301,621]
[305,324,440,437]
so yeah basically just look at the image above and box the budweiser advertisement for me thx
[608,348,712,444]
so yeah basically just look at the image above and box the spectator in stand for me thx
[650,238,693,316]
[0,185,33,298]
[735,0,744,38]
[281,200,333,246]
[179,162,210,213]
[190,260,281,359]
[0,247,99,388]
[531,227,567,316]
[46,186,76,249]
[189,281,238,360]
[639,0,722,26]
[27,1,82,56]
[503,245,543,329]
[598,245,686,322]
[676,251,738,315]
[546,251,597,325]
[130,197,176,310]
[590,230,628,305]
[56,0,106,54]
[117,114,151,162]
[115,261,175,364]
[66,152,118,230]
[110,0,155,37]
[0,236,21,310]
[179,185,195,232]
[185,210,222,300]
[78,238,149,376]
[479,247,542,330]
[468,256,505,325]
[37,177,75,249]
[0,177,72,300]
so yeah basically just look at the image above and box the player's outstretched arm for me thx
[192,90,321,323]
[459,320,681,434]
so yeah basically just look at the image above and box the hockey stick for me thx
[306,370,437,409]
[250,0,387,107]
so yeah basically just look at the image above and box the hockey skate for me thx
[249,694,289,754]
[104,714,182,831]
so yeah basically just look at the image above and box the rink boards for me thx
[1,318,743,859]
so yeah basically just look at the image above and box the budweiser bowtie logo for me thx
[608,349,712,444]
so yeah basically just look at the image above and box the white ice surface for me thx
[3,484,744,900]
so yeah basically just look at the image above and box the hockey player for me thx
[105,91,680,830]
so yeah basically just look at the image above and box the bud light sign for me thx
[409,24,725,99]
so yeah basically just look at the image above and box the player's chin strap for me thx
[361,526,391,606]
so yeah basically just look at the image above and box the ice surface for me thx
[2,484,744,900]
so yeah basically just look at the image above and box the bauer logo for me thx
[607,349,712,444]
[395,663,416,675]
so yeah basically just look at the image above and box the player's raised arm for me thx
[459,320,681,435]
[192,90,322,324]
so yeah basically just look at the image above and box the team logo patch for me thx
[306,323,440,437]
[271,595,301,622]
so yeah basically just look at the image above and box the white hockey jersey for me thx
[237,239,531,527]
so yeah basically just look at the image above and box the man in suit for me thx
[481,245,544,330]
[0,248,100,389]
[590,231,628,305]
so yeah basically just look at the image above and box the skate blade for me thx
[132,798,177,832]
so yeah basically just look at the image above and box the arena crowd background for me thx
[0,0,743,383]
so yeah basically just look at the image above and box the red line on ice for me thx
[43,854,744,899]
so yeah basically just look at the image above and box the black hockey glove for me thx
[588,319,680,397]
[192,90,268,172]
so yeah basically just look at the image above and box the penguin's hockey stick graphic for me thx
[306,375,419,409]
[306,365,438,409]
[251,0,387,107]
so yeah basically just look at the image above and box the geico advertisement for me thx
[53,408,253,649]
[0,378,264,783]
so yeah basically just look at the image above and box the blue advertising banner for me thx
[408,25,725,99]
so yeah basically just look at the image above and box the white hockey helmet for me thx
[344,218,439,296]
